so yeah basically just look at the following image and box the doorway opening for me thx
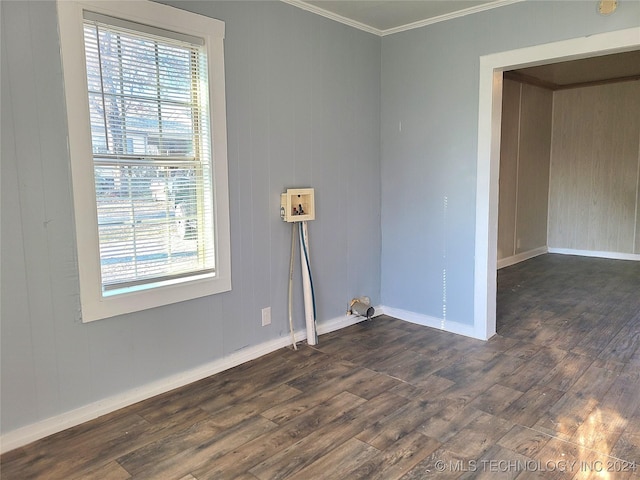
[473,27,640,340]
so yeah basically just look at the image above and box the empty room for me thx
[1,0,639,478]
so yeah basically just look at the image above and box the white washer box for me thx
[281,188,315,222]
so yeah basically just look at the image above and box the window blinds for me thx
[83,13,216,293]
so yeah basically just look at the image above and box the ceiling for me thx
[285,0,522,35]
[508,50,640,89]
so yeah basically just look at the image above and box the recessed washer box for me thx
[281,188,315,222]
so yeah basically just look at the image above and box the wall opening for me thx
[474,27,640,340]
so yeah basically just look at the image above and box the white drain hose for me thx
[288,223,297,350]
[299,221,317,345]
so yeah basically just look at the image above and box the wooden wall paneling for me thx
[515,83,552,254]
[589,82,639,253]
[612,82,640,255]
[637,131,640,254]
[497,79,521,260]
[589,85,611,251]
[549,82,640,254]
[548,91,576,249]
[549,88,595,250]
[615,82,639,253]
[572,89,596,251]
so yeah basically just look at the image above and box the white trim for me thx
[317,308,381,335]
[635,131,640,254]
[380,0,523,37]
[475,27,640,345]
[57,0,232,322]
[548,248,640,262]
[281,0,523,37]
[381,306,481,340]
[497,246,548,269]
[280,0,380,36]
[474,68,503,341]
[0,312,370,454]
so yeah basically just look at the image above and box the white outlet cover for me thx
[261,307,271,326]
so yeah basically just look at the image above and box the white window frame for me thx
[57,0,231,322]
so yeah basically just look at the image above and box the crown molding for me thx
[281,0,524,37]
[380,0,524,36]
[280,0,382,35]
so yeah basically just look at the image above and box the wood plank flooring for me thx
[2,253,639,479]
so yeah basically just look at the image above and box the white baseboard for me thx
[0,312,371,454]
[548,248,640,262]
[316,308,378,335]
[497,246,548,269]
[380,306,482,340]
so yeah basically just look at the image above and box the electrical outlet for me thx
[261,307,271,326]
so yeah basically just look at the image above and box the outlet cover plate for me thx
[261,307,271,326]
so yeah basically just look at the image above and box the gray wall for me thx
[3,0,639,439]
[1,0,381,434]
[380,1,640,325]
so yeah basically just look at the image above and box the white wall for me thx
[0,0,381,440]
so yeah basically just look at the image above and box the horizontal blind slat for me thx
[85,18,215,293]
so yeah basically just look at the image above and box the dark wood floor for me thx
[2,254,639,479]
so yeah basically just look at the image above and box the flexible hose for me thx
[288,223,297,350]
[299,222,317,322]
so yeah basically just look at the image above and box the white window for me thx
[58,0,231,322]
